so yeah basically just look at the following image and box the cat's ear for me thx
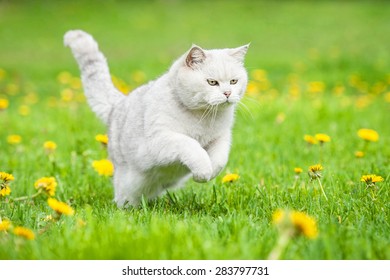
[229,44,250,62]
[186,45,206,68]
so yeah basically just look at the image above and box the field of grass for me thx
[0,0,389,259]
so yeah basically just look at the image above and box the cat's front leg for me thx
[151,132,213,183]
[207,132,232,179]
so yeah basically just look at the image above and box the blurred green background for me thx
[1,0,390,83]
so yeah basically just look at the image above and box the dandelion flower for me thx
[355,151,364,158]
[43,141,57,154]
[0,172,14,183]
[358,128,379,142]
[0,185,11,197]
[7,134,22,145]
[48,198,74,216]
[361,174,384,188]
[308,164,323,180]
[294,167,303,175]
[34,177,57,196]
[272,209,318,239]
[18,105,31,116]
[13,226,35,240]
[304,135,318,145]
[57,71,73,84]
[222,173,240,183]
[0,98,9,110]
[307,81,325,94]
[95,134,108,145]
[92,159,114,176]
[0,219,11,231]
[0,172,14,197]
[272,209,285,224]
[290,211,319,239]
[308,164,327,200]
[315,133,331,144]
[269,209,318,259]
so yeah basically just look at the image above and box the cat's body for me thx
[64,30,249,207]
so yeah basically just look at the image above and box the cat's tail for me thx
[64,30,123,125]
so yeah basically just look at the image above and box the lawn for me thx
[0,0,389,259]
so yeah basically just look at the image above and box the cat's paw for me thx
[192,164,213,183]
[64,30,98,54]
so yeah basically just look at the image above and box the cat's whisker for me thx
[242,96,261,107]
[210,104,219,127]
[198,104,213,124]
[237,100,254,120]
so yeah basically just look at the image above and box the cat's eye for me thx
[230,79,238,85]
[207,79,219,86]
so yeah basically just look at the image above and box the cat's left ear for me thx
[186,45,206,68]
[229,44,250,62]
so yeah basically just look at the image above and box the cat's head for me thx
[173,44,249,110]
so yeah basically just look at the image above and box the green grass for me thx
[1,0,389,259]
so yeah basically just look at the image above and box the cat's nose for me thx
[223,91,231,98]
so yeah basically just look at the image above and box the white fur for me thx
[64,30,249,207]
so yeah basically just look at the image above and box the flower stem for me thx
[316,178,328,201]
[12,189,43,202]
[267,230,292,260]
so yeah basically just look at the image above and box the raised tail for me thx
[64,30,123,125]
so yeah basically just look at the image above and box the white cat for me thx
[64,30,249,207]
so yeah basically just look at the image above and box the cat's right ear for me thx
[185,45,206,68]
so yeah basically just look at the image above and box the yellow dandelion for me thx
[308,164,328,200]
[13,226,35,240]
[0,98,9,110]
[34,177,57,197]
[308,164,323,178]
[307,81,325,94]
[355,151,364,158]
[221,173,240,183]
[290,211,319,239]
[357,128,379,142]
[92,159,114,176]
[361,174,384,188]
[57,71,73,84]
[269,209,318,260]
[61,88,74,102]
[95,134,108,145]
[246,81,260,95]
[0,172,14,183]
[0,185,11,197]
[48,198,74,216]
[294,167,303,175]
[0,68,6,80]
[275,112,286,124]
[7,134,22,145]
[0,219,11,231]
[43,141,57,153]
[272,209,285,224]
[6,83,19,95]
[24,92,39,105]
[18,105,31,116]
[70,77,82,89]
[304,135,318,145]
[131,70,146,84]
[272,209,318,239]
[315,133,331,144]
[384,92,390,103]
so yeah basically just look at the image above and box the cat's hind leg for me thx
[113,165,146,207]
